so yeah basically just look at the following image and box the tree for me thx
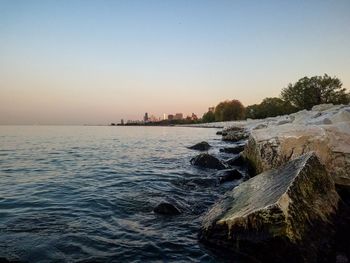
[202,111,215,123]
[214,100,245,121]
[246,98,297,119]
[281,74,349,110]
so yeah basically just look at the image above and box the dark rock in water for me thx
[225,154,246,166]
[200,153,339,263]
[190,153,227,170]
[217,169,243,184]
[216,131,223,135]
[154,202,181,215]
[219,145,245,154]
[188,141,211,151]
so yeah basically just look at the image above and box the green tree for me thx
[202,111,215,123]
[281,74,349,110]
[246,104,261,119]
[246,98,297,119]
[214,100,245,121]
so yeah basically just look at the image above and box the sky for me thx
[0,0,349,125]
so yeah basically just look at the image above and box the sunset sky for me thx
[1,0,349,125]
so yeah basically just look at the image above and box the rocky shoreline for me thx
[187,104,350,262]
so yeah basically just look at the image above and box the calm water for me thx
[0,126,240,262]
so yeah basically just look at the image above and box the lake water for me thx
[0,126,242,262]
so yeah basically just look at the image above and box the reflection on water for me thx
[0,126,238,262]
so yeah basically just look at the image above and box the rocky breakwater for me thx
[200,153,339,262]
[198,104,350,262]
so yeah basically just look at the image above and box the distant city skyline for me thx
[1,0,349,125]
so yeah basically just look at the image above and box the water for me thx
[0,126,240,262]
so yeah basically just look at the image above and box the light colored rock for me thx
[312,103,335,111]
[200,153,339,262]
[241,104,350,188]
[192,104,350,187]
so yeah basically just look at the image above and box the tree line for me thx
[202,74,350,122]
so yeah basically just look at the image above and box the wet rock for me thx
[188,141,211,151]
[217,169,243,184]
[219,145,245,154]
[190,153,227,170]
[225,154,246,166]
[200,153,339,263]
[216,131,223,135]
[153,202,181,215]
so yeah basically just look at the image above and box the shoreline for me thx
[193,103,350,262]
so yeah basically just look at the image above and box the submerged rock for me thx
[217,169,243,184]
[190,153,227,170]
[153,202,181,215]
[200,153,339,263]
[188,141,211,151]
[219,145,245,154]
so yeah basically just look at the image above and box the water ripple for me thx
[0,126,233,262]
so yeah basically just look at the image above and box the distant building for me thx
[120,119,124,125]
[208,107,215,113]
[163,113,167,120]
[144,112,149,122]
[174,113,183,120]
[168,114,174,120]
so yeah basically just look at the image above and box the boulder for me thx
[217,169,243,184]
[219,145,245,154]
[222,127,249,142]
[200,153,339,263]
[190,153,227,170]
[222,128,249,142]
[243,121,350,189]
[188,141,211,151]
[153,202,181,215]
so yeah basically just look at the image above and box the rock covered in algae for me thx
[200,152,339,263]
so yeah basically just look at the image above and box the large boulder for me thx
[243,121,350,189]
[200,153,339,263]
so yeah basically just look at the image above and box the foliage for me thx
[202,111,215,123]
[214,100,245,121]
[281,74,350,110]
[246,97,297,119]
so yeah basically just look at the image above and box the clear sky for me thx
[1,0,349,125]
